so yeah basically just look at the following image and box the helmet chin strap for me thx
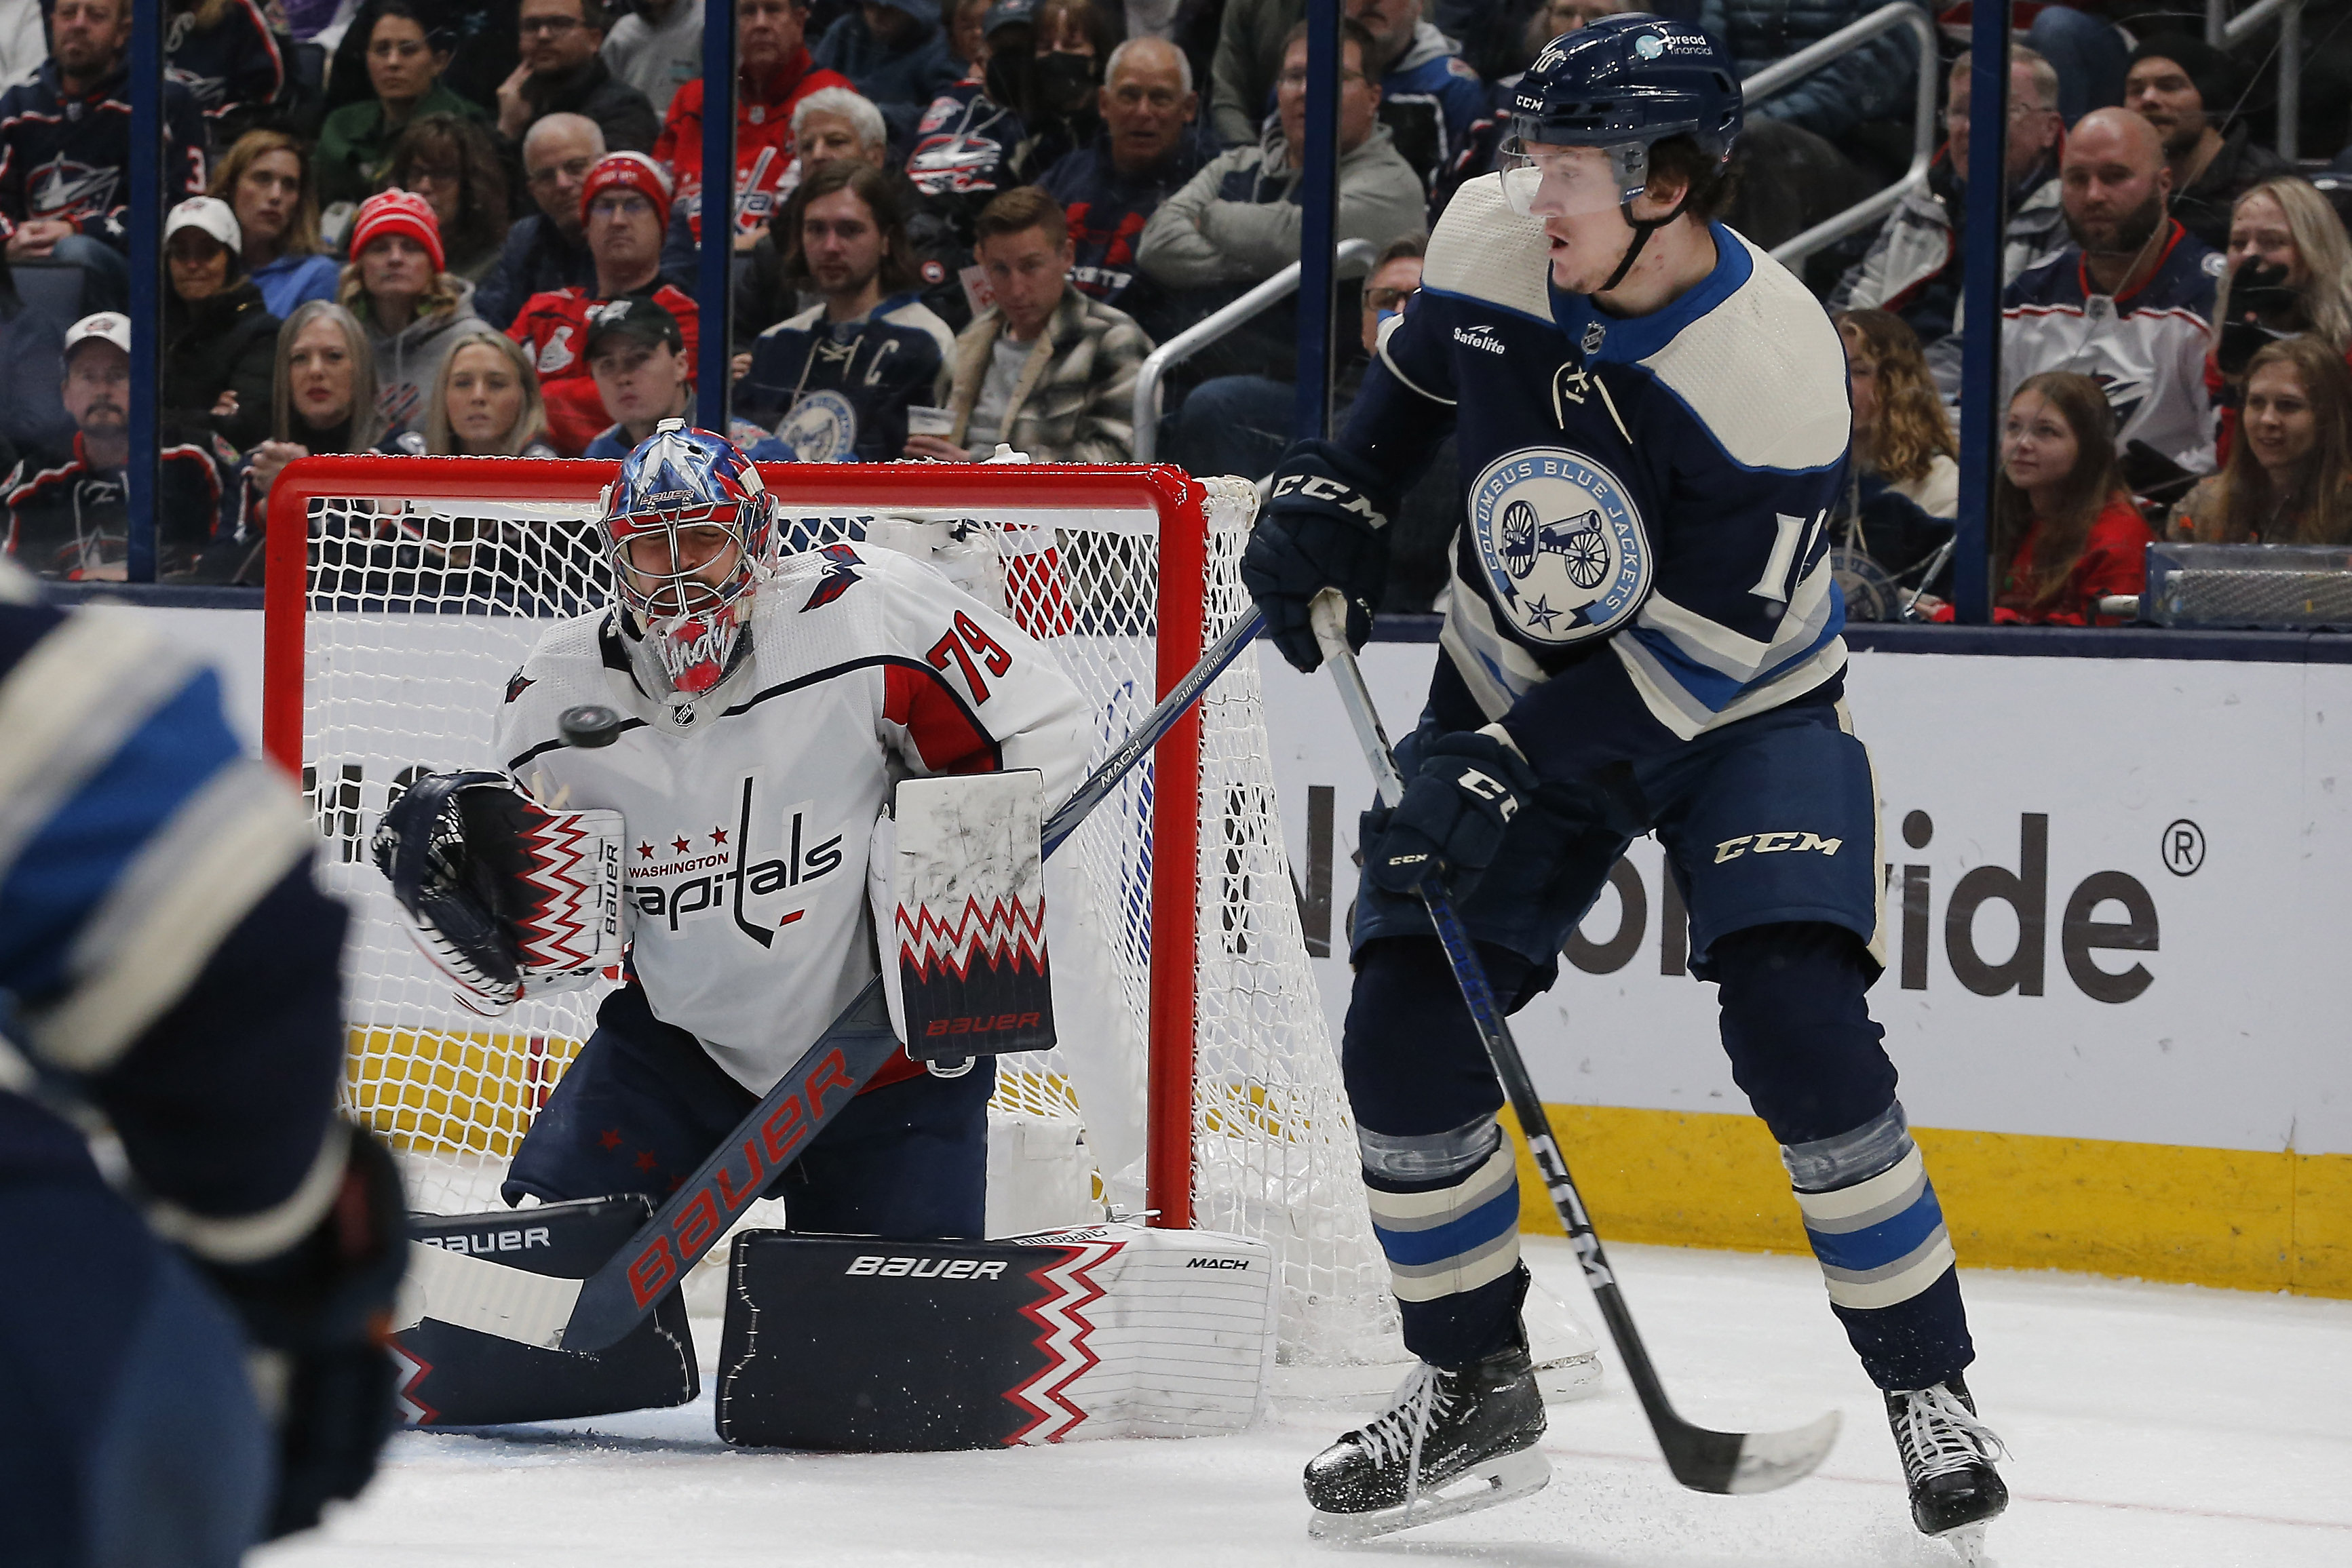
[1597,189,1694,297]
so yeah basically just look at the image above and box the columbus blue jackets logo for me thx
[776,389,857,464]
[29,157,119,221]
[1468,448,1649,646]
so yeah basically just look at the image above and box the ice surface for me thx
[256,1236,2352,1567]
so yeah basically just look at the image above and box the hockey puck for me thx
[558,704,627,749]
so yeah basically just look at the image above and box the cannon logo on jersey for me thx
[1467,447,1649,646]
[777,389,857,463]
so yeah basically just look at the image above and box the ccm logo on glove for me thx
[1271,471,1387,528]
[1457,768,1520,817]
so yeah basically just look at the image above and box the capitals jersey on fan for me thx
[1347,173,1850,783]
[1997,219,2221,473]
[507,284,701,456]
[0,61,208,248]
[652,51,851,244]
[735,293,955,462]
[492,541,1087,1099]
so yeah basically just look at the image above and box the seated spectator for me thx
[236,300,399,556]
[904,185,1146,463]
[497,0,661,156]
[2170,338,2352,546]
[1351,232,1456,612]
[794,83,893,172]
[1834,48,2066,367]
[475,113,607,332]
[1832,309,1956,594]
[651,0,851,258]
[5,312,228,579]
[385,114,514,285]
[340,189,484,431]
[509,152,702,453]
[906,1,1058,233]
[1346,0,1484,197]
[737,161,953,459]
[2019,3,2129,128]
[1039,35,1207,319]
[1024,0,1115,179]
[163,197,281,456]
[0,256,72,467]
[948,0,988,74]
[1208,0,1296,148]
[579,296,697,456]
[1988,370,2151,625]
[1138,20,1421,357]
[602,0,704,115]
[318,4,487,211]
[212,130,341,321]
[0,0,208,313]
[2204,178,2352,464]
[165,0,290,145]
[421,327,559,456]
[1997,107,2219,479]
[2125,33,2292,257]
[1700,0,1922,174]
[813,0,963,147]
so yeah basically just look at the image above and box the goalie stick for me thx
[397,606,1269,1354]
[1306,589,1840,1497]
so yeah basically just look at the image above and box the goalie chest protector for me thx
[715,1224,1275,1449]
[391,1196,697,1426]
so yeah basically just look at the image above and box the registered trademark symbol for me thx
[2161,819,2205,876]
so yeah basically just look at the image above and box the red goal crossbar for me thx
[261,454,1212,1230]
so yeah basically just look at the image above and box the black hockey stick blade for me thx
[1306,589,1840,1497]
[401,600,1274,1354]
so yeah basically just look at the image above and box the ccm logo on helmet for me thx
[845,1256,1008,1279]
[1716,831,1843,863]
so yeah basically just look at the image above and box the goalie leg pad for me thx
[393,1196,697,1426]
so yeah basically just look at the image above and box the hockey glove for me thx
[197,1122,408,1540]
[1239,437,1395,673]
[1363,730,1539,899]
[372,770,627,1015]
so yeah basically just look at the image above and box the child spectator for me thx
[165,0,290,145]
[384,114,515,283]
[907,184,1148,463]
[2205,178,2352,464]
[422,328,559,456]
[1834,309,1957,591]
[497,0,661,155]
[812,0,963,147]
[1988,370,2151,625]
[163,197,282,456]
[475,113,606,332]
[212,131,341,320]
[339,189,484,431]
[235,300,399,558]
[2170,338,2352,547]
[317,3,486,209]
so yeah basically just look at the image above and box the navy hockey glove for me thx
[1363,731,1540,899]
[1239,438,1393,673]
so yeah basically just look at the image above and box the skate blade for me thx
[1307,1447,1551,1542]
[1937,1521,1990,1567]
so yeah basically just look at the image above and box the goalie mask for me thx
[600,418,777,697]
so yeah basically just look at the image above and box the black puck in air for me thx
[558,704,626,749]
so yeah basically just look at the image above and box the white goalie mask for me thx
[598,419,779,697]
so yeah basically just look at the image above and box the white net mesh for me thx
[291,467,1395,1366]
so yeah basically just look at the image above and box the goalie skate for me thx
[1303,1344,1549,1540]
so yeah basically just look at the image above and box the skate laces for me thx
[1895,1384,2007,1481]
[1358,1363,1454,1510]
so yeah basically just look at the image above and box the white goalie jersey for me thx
[493,541,1090,1097]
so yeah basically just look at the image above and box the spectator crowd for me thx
[3,0,2351,625]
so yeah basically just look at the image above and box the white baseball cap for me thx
[62,311,132,360]
[164,195,242,256]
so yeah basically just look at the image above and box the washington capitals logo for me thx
[799,543,864,612]
[505,671,535,703]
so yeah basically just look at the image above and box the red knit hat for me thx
[580,152,674,231]
[349,189,445,273]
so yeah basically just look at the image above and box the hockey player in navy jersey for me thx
[1241,18,2008,1548]
[0,562,405,1561]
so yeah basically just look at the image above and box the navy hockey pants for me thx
[0,1108,272,1567]
[1343,666,1973,1390]
[505,982,994,1239]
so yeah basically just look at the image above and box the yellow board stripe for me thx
[1500,1102,2352,1300]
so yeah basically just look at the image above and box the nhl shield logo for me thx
[1467,448,1649,645]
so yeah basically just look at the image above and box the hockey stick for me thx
[398,606,1269,1354]
[1306,590,1840,1496]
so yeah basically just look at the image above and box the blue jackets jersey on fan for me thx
[1349,174,1851,787]
[736,292,955,463]
[0,60,210,250]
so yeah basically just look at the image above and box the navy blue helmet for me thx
[1503,16,1742,214]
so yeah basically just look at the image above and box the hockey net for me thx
[262,456,1395,1367]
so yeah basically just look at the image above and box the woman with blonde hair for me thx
[2205,177,2352,460]
[1989,371,2151,625]
[1833,309,1959,587]
[2171,337,2352,545]
[210,129,340,318]
[422,328,556,456]
[229,300,402,572]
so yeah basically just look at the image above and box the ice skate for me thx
[1303,1341,1549,1540]
[1887,1374,2008,1564]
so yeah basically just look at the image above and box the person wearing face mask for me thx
[2171,337,2352,547]
[905,0,1058,239]
[2199,178,2352,467]
[1024,0,1114,184]
[162,197,282,458]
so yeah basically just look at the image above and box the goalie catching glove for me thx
[370,770,628,1015]
[1240,437,1394,673]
